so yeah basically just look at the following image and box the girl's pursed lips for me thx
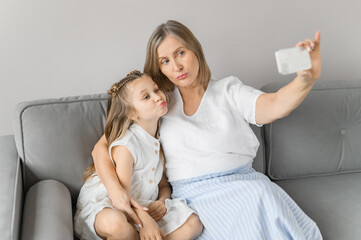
[160,101,167,107]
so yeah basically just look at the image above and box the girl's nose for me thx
[153,93,162,102]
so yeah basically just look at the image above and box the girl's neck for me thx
[134,119,159,138]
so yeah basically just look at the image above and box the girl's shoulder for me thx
[110,129,137,149]
[109,129,140,166]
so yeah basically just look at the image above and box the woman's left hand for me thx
[147,200,167,221]
[296,31,321,81]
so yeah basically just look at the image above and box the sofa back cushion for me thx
[262,79,361,180]
[13,94,108,201]
[13,93,266,201]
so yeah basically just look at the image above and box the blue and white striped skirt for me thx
[171,165,322,240]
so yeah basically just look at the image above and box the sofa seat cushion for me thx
[275,172,361,240]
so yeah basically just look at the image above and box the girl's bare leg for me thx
[95,208,139,240]
[166,214,203,240]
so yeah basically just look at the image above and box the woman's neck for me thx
[178,84,206,104]
[178,83,208,116]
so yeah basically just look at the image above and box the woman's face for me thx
[157,35,200,89]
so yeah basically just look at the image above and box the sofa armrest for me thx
[0,135,23,240]
[21,180,73,240]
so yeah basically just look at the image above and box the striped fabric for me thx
[171,166,322,240]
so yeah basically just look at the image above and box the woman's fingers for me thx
[296,31,321,51]
[296,39,315,51]
[124,206,142,227]
[315,31,321,45]
[131,198,148,211]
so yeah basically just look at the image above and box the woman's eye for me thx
[178,51,184,56]
[154,89,159,93]
[161,59,169,65]
[144,95,150,100]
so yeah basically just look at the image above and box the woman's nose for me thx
[172,60,183,72]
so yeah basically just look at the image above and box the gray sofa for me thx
[1,79,361,240]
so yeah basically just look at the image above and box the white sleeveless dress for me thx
[74,123,195,240]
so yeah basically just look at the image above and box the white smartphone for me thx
[275,47,312,75]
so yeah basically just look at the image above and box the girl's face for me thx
[157,35,200,89]
[128,75,168,123]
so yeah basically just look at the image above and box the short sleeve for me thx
[108,134,138,167]
[226,76,264,126]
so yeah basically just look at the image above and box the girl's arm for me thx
[112,145,165,238]
[256,32,321,125]
[157,171,172,202]
[147,170,171,221]
[92,135,143,226]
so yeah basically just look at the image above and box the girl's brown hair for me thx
[83,70,144,182]
[144,20,211,93]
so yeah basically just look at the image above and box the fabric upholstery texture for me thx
[276,172,361,240]
[0,135,22,240]
[13,94,108,201]
[21,180,73,240]
[262,79,361,180]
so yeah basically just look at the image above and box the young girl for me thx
[74,70,203,240]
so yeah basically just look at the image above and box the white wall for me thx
[1,0,361,135]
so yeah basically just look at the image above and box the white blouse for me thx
[160,76,264,182]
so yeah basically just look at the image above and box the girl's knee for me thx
[95,208,135,239]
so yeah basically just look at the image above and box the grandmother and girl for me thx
[74,20,323,240]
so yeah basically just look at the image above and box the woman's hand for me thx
[147,200,167,221]
[110,192,147,226]
[91,135,145,226]
[296,31,321,81]
[139,216,166,240]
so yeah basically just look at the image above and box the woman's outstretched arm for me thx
[256,31,321,125]
[92,134,143,226]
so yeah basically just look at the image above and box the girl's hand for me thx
[147,200,167,221]
[139,217,166,240]
[296,31,321,82]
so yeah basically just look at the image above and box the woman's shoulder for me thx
[212,76,245,86]
[210,76,247,93]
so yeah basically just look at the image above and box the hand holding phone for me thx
[275,47,312,75]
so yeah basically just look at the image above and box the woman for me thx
[92,20,322,239]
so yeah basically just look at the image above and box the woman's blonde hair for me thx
[83,70,145,182]
[144,20,211,92]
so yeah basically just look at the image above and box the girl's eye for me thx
[154,89,159,93]
[178,51,184,56]
[161,59,169,65]
[143,95,150,100]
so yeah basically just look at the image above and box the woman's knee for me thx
[187,214,203,235]
[95,208,135,239]
[179,214,203,238]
